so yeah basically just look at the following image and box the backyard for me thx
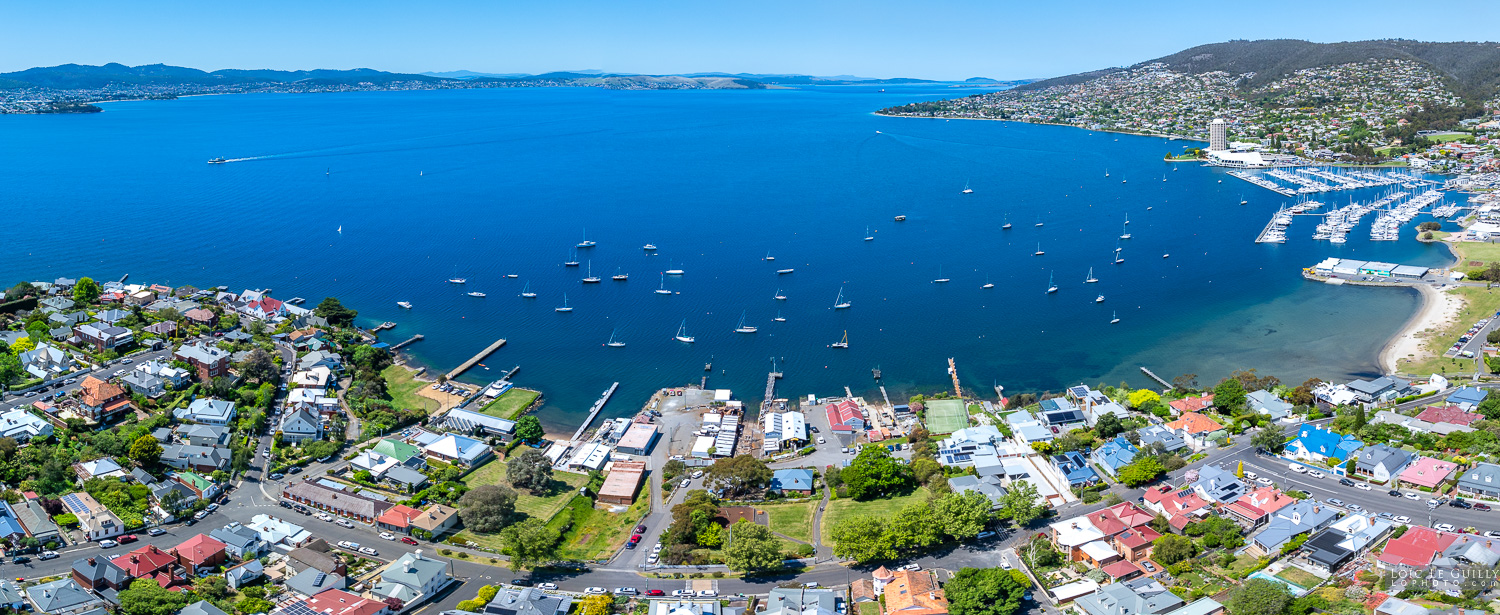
[382,365,440,413]
[1275,566,1322,589]
[820,487,931,536]
[761,501,817,543]
[479,388,541,420]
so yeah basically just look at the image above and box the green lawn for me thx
[1227,554,1264,575]
[479,388,540,420]
[463,461,587,521]
[1398,286,1500,375]
[821,487,931,535]
[1452,240,1500,267]
[1275,566,1321,588]
[858,603,882,615]
[762,501,816,543]
[549,494,651,560]
[382,365,439,413]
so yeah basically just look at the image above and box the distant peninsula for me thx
[0,63,1028,114]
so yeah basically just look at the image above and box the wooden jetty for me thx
[880,386,892,409]
[1140,366,1172,389]
[501,365,520,380]
[391,334,424,350]
[761,371,782,410]
[372,321,398,332]
[947,358,962,398]
[447,338,507,380]
[570,382,620,442]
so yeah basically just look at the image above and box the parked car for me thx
[289,466,302,474]
[615,588,638,595]
[1306,470,1325,479]
[1256,477,1273,486]
[646,590,665,597]
[268,473,284,480]
[1338,478,1355,487]
[672,590,694,597]
[1244,471,1258,480]
[624,542,637,550]
[817,437,826,444]
[976,531,996,540]
[38,551,58,560]
[898,564,921,571]
[1356,482,1371,491]
[379,532,395,540]
[1451,499,1473,509]
[537,583,558,590]
[690,470,704,479]
[1484,531,1500,539]
[147,528,166,536]
[1327,498,1345,507]
[1388,490,1402,497]
[336,519,354,528]
[1404,493,1421,501]
[98,539,119,548]
[697,590,717,597]
[1436,523,1457,532]
[358,547,377,556]
[634,524,648,534]
[1394,516,1412,524]
[11,556,30,564]
[511,579,534,587]
[1475,503,1493,512]
[118,534,138,544]
[193,511,208,520]
[1288,464,1307,473]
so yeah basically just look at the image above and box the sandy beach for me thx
[1381,284,1465,374]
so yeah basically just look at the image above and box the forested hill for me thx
[1020,39,1500,101]
[0,63,447,89]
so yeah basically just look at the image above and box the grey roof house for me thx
[1191,466,1245,504]
[1137,424,1187,453]
[484,588,573,615]
[763,588,837,615]
[1456,463,1500,499]
[26,578,102,615]
[1247,390,1293,421]
[1250,501,1339,555]
[1074,581,1183,615]
[210,522,267,560]
[1355,444,1413,483]
[948,474,1008,509]
[285,567,345,597]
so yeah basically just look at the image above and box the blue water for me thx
[0,85,1458,431]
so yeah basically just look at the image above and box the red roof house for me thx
[1085,502,1154,539]
[1414,405,1483,427]
[1112,526,1162,562]
[825,400,866,432]
[1167,395,1214,415]
[302,589,391,615]
[111,544,177,578]
[1377,526,1458,570]
[376,505,425,533]
[173,533,228,569]
[1101,559,1143,581]
[1222,487,1295,527]
[1142,485,1212,531]
[1399,458,1459,490]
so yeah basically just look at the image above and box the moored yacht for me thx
[397,301,412,309]
[467,291,486,298]
[674,320,695,343]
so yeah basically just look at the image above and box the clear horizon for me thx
[3,0,1500,81]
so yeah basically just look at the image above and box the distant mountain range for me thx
[0,63,1031,91]
[1020,39,1500,101]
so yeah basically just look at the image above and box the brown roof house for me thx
[282,480,393,523]
[411,504,460,539]
[77,376,132,424]
[286,538,348,576]
[883,569,949,615]
[598,461,646,505]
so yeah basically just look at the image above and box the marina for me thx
[1232,167,1439,197]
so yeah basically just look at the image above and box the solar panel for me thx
[313,572,326,586]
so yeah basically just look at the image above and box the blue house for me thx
[770,468,816,494]
[1447,386,1489,410]
[1091,436,1138,477]
[1051,451,1100,488]
[1286,426,1363,465]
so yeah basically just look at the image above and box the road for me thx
[0,344,179,412]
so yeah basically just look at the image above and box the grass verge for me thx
[549,494,651,560]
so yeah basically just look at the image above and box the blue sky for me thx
[4,0,1499,80]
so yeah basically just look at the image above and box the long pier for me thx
[761,371,782,410]
[391,334,424,350]
[571,382,620,442]
[446,338,507,380]
[1140,366,1172,389]
[947,358,962,398]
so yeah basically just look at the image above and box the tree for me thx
[241,348,278,384]
[885,501,942,552]
[25,321,48,346]
[1095,413,1125,438]
[314,297,359,327]
[302,440,339,460]
[828,515,895,563]
[705,455,772,498]
[1172,373,1199,393]
[1352,405,1367,432]
[73,277,101,304]
[160,488,187,517]
[501,517,559,570]
[1213,378,1247,414]
[933,490,992,540]
[506,448,554,494]
[1152,534,1195,565]
[128,435,163,465]
[1236,461,1245,478]
[194,575,231,600]
[514,416,545,444]
[578,595,614,615]
[1228,578,1292,615]
[237,598,274,614]
[998,479,1044,527]
[1117,455,1165,487]
[458,484,518,533]
[1252,424,1288,454]
[723,520,784,572]
[842,446,913,500]
[119,578,193,615]
[1127,389,1161,408]
[946,567,1027,615]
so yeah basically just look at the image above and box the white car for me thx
[647,554,659,564]
[1244,471,1258,480]
[1356,483,1372,491]
[1404,493,1421,501]
[1256,477,1273,486]
[697,590,717,597]
[1484,531,1500,539]
[359,547,377,556]
[615,588,638,595]
[817,437,826,444]
[691,470,704,479]
[1394,516,1411,524]
[1000,559,1012,570]
[584,588,607,595]
[1435,523,1457,532]
[1289,464,1307,473]
[537,583,557,590]
[337,519,354,528]
[1307,470,1325,479]
[672,590,694,597]
[380,532,395,540]
[898,563,921,571]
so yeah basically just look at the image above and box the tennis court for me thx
[924,399,969,434]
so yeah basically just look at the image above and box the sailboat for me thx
[1120,223,1132,240]
[777,268,795,274]
[962,181,973,194]
[1046,272,1058,294]
[833,287,851,309]
[774,288,787,300]
[674,320,695,343]
[1034,215,1044,227]
[734,311,758,334]
[564,249,580,267]
[933,266,950,283]
[655,273,672,295]
[521,282,537,298]
[555,294,573,312]
[1002,214,1012,230]
[665,261,684,275]
[447,266,467,284]
[582,261,601,283]
[1124,213,1130,225]
[1110,311,1120,324]
[774,310,786,322]
[612,267,628,281]
[576,229,596,248]
[1240,193,1248,205]
[1085,268,1098,283]
[864,226,875,242]
[1105,169,1110,178]
[763,252,775,261]
[337,225,342,233]
[1114,246,1125,265]
[1034,243,1045,256]
[982,275,994,289]
[467,291,487,298]
[606,329,626,347]
[829,330,849,349]
[1162,174,1167,182]
[1095,294,1105,303]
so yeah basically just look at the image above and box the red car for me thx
[118,535,138,544]
[646,590,665,597]
[401,537,419,545]
[629,534,642,543]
